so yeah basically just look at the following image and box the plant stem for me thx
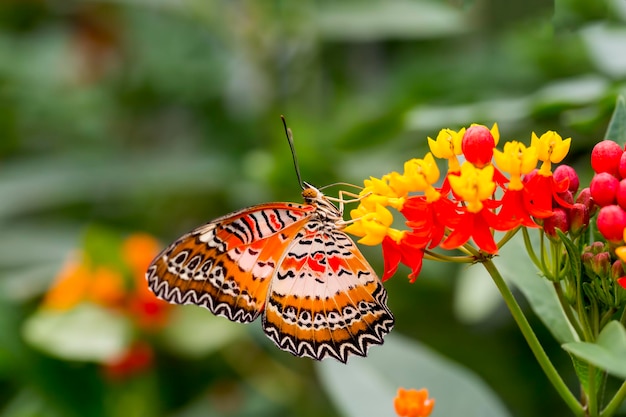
[522,227,542,270]
[423,250,474,263]
[600,380,626,417]
[553,282,584,339]
[588,364,598,416]
[481,258,584,416]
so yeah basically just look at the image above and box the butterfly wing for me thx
[262,218,395,363]
[146,203,316,323]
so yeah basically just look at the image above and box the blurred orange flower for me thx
[43,232,170,330]
[43,256,125,310]
[394,388,435,417]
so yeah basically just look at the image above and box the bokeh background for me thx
[1,0,625,416]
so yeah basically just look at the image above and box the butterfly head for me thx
[301,182,342,220]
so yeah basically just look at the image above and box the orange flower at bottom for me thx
[394,388,435,417]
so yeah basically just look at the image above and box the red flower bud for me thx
[616,150,626,179]
[590,172,619,207]
[591,252,611,277]
[597,205,626,243]
[555,190,573,209]
[576,187,597,216]
[611,260,625,281]
[543,208,570,240]
[591,140,622,176]
[617,179,626,211]
[462,125,495,168]
[553,165,579,194]
[569,203,589,237]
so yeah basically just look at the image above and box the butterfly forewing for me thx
[262,218,395,363]
[146,203,316,323]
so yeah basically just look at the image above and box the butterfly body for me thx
[146,186,394,363]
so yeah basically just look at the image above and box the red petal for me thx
[472,210,498,254]
[441,213,474,250]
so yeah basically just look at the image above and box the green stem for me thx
[600,380,626,417]
[481,259,584,416]
[522,227,542,270]
[553,282,584,339]
[423,250,474,264]
[588,364,598,416]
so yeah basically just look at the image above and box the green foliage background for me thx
[0,0,625,416]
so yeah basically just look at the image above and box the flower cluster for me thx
[345,124,578,281]
[39,232,171,379]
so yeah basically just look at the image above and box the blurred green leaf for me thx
[317,334,512,417]
[581,23,626,78]
[315,0,470,41]
[82,225,127,272]
[604,95,626,144]
[0,152,232,220]
[0,388,63,417]
[160,305,246,358]
[563,321,626,379]
[22,304,132,362]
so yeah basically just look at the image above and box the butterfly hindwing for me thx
[146,203,316,323]
[262,217,395,363]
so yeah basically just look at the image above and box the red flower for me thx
[497,188,538,229]
[382,233,428,282]
[523,172,571,218]
[103,342,154,380]
[440,206,499,254]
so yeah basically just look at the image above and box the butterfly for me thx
[146,119,394,363]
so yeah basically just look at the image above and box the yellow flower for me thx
[401,153,440,191]
[448,162,495,213]
[493,141,538,190]
[345,203,403,245]
[531,131,571,176]
[427,128,464,173]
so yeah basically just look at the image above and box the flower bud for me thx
[591,252,611,278]
[611,260,625,282]
[591,139,623,176]
[619,151,626,179]
[462,125,495,168]
[543,208,570,240]
[590,172,619,207]
[576,187,597,217]
[553,165,580,194]
[569,203,589,237]
[617,179,626,211]
[586,241,607,255]
[555,190,573,209]
[597,205,626,243]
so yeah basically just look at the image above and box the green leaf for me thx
[315,0,469,41]
[562,321,626,379]
[22,304,132,362]
[317,333,512,417]
[491,232,579,344]
[160,305,246,358]
[569,354,604,397]
[605,95,626,144]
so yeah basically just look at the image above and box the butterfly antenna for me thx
[281,115,305,190]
